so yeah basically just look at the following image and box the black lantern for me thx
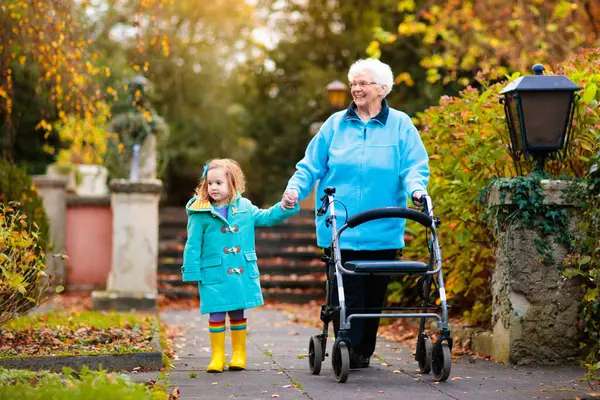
[500,64,580,172]
[326,80,348,110]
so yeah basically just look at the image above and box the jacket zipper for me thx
[359,124,366,248]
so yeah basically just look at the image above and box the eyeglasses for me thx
[348,81,378,89]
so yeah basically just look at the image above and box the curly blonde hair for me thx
[194,158,246,204]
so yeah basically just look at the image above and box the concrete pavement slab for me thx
[153,308,591,400]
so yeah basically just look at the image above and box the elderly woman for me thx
[281,58,429,368]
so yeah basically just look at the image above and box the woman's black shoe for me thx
[349,351,370,368]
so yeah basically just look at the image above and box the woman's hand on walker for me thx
[281,189,298,210]
[412,190,427,207]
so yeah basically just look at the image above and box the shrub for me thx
[0,203,48,327]
[0,159,50,251]
[398,48,600,326]
[0,160,51,327]
[560,47,600,385]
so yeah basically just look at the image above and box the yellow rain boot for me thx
[228,318,247,371]
[207,321,226,373]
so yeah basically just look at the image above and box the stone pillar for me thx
[487,180,583,364]
[92,179,162,311]
[32,175,67,288]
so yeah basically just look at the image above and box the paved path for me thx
[137,309,590,400]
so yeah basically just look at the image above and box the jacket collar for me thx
[344,99,389,125]
[187,192,247,213]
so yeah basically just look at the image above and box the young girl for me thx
[181,158,299,373]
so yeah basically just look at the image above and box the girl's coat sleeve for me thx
[181,212,204,282]
[250,201,300,227]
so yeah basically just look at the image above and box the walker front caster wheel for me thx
[331,341,350,383]
[431,342,451,382]
[308,335,323,375]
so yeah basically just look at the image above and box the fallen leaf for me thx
[271,395,280,398]
[169,387,180,400]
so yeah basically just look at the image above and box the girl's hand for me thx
[281,189,298,210]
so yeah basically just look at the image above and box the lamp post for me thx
[499,64,580,173]
[310,81,348,136]
[326,80,348,111]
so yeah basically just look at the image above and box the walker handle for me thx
[346,207,432,228]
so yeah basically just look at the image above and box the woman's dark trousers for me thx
[325,248,397,359]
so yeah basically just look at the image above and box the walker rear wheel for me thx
[331,341,350,383]
[431,342,451,382]
[418,337,433,374]
[308,335,323,375]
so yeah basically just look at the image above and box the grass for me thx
[158,318,174,371]
[0,366,169,399]
[0,311,159,359]
[5,310,153,330]
[289,377,303,390]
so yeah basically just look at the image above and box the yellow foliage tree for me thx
[0,0,170,141]
[372,0,600,86]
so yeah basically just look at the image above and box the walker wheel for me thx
[431,342,451,382]
[418,336,433,374]
[308,335,323,375]
[331,341,350,383]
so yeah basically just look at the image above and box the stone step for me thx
[256,236,317,247]
[159,227,188,240]
[159,207,316,226]
[158,261,325,275]
[157,247,322,261]
[159,221,316,240]
[158,277,325,290]
[157,287,325,304]
[158,238,319,251]
[263,288,325,303]
[158,235,318,249]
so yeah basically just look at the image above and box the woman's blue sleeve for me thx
[399,121,430,198]
[285,119,332,201]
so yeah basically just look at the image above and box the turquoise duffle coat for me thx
[181,194,299,314]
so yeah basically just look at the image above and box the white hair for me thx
[348,58,394,98]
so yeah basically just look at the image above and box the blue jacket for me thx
[181,194,299,314]
[285,100,429,250]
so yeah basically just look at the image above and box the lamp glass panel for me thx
[520,91,572,150]
[505,95,523,151]
[328,90,346,109]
